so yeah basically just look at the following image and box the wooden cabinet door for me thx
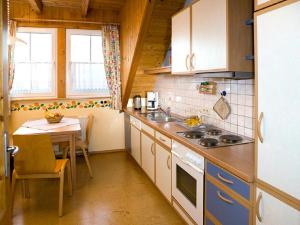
[256,188,300,225]
[130,125,141,165]
[191,0,227,71]
[255,0,300,199]
[171,7,191,74]
[155,143,171,202]
[141,133,155,181]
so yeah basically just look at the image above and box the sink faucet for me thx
[160,107,171,118]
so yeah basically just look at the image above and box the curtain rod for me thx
[12,18,120,25]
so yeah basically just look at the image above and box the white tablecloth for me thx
[22,117,80,131]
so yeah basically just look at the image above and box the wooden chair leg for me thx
[67,161,72,196]
[11,171,17,213]
[81,147,93,178]
[62,146,68,159]
[58,171,64,217]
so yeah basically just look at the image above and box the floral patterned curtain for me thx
[102,24,122,110]
[8,20,17,90]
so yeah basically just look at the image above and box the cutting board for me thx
[213,97,231,120]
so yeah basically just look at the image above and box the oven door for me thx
[172,153,204,224]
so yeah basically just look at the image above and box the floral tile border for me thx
[11,99,111,112]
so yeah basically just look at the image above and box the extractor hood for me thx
[195,71,254,79]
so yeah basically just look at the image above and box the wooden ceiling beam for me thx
[81,0,90,17]
[28,0,43,14]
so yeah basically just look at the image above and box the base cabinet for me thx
[130,124,141,165]
[255,188,300,225]
[141,133,155,182]
[155,143,171,202]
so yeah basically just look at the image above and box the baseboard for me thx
[89,149,127,154]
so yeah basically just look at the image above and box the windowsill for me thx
[11,96,111,102]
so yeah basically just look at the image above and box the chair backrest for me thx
[86,114,94,146]
[13,134,56,174]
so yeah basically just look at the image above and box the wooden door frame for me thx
[0,0,11,224]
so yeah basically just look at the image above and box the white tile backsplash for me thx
[154,74,255,138]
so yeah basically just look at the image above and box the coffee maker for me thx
[147,92,159,110]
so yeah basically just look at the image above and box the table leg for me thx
[69,134,76,187]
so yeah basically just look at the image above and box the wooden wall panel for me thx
[130,0,185,98]
[10,1,120,25]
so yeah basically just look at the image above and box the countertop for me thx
[125,108,255,183]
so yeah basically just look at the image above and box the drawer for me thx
[141,123,155,136]
[205,217,215,225]
[206,180,249,225]
[156,131,171,148]
[206,161,250,200]
[130,116,141,130]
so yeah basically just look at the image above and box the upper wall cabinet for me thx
[172,0,253,75]
[255,0,283,11]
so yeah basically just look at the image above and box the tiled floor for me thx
[12,152,184,225]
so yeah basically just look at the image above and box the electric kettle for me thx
[133,95,142,110]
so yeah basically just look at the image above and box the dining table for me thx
[13,117,81,188]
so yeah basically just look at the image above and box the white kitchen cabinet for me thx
[255,0,283,11]
[255,0,300,200]
[171,7,191,73]
[155,143,171,202]
[191,0,226,71]
[256,188,300,225]
[141,133,155,181]
[131,124,141,165]
[172,0,253,74]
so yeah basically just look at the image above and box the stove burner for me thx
[207,129,222,136]
[184,131,205,139]
[219,135,243,144]
[199,138,218,147]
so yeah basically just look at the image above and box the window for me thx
[66,29,109,97]
[11,28,57,99]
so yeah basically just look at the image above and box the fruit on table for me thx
[45,112,63,118]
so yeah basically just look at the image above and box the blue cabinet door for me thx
[206,180,249,225]
[205,217,214,225]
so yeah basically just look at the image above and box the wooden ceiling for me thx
[10,0,126,16]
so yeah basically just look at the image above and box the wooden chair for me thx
[62,114,93,177]
[12,134,72,217]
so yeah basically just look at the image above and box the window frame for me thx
[11,27,57,100]
[66,29,109,98]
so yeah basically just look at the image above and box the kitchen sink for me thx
[139,111,178,123]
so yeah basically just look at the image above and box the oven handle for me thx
[171,150,204,174]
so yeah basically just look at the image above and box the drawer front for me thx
[156,131,171,148]
[130,116,141,130]
[205,217,214,225]
[206,180,249,225]
[141,123,155,136]
[207,161,250,200]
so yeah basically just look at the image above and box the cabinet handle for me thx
[190,53,195,70]
[256,192,263,222]
[257,112,264,143]
[185,54,190,70]
[217,173,234,184]
[159,137,166,142]
[151,143,155,155]
[217,191,234,204]
[167,155,171,170]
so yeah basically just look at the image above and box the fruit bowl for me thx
[45,112,64,124]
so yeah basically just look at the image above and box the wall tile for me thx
[154,75,255,138]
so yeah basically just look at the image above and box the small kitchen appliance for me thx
[133,95,142,110]
[146,92,159,110]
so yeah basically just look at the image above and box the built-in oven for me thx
[172,141,204,225]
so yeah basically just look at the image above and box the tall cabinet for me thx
[255,0,300,223]
[172,0,253,74]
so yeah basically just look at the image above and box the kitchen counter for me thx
[125,107,254,183]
